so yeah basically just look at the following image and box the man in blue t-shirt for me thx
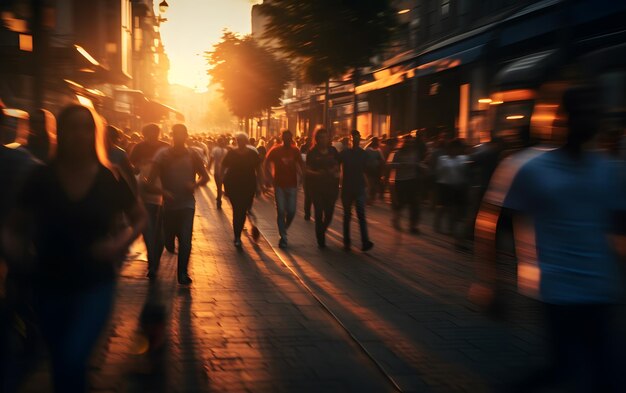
[473,86,626,392]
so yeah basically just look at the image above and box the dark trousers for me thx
[303,175,313,218]
[143,203,164,274]
[392,179,420,227]
[163,211,176,252]
[36,282,115,393]
[163,208,194,278]
[215,176,223,203]
[341,190,369,246]
[312,188,338,245]
[229,192,254,240]
[514,303,624,393]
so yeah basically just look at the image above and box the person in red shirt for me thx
[264,130,304,248]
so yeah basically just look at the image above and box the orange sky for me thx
[157,0,261,92]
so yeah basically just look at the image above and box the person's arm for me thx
[468,202,501,308]
[144,156,162,194]
[263,149,274,186]
[192,151,210,189]
[208,152,215,175]
[92,188,147,265]
[469,160,533,310]
[255,153,265,196]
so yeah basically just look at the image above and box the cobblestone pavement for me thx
[19,183,554,393]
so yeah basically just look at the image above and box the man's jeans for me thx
[341,190,370,246]
[274,187,297,240]
[163,208,195,278]
[144,203,164,274]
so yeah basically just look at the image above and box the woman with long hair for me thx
[4,105,146,392]
[305,128,340,248]
[220,132,263,248]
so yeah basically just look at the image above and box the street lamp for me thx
[157,1,169,23]
[159,1,169,14]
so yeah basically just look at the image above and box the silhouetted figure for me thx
[221,133,263,248]
[3,105,146,393]
[365,137,385,204]
[300,136,313,220]
[434,139,469,240]
[388,135,422,233]
[0,105,41,392]
[147,124,209,285]
[130,123,169,279]
[264,130,304,248]
[305,128,340,248]
[106,125,137,194]
[339,130,374,252]
[208,137,228,210]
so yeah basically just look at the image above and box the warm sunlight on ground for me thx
[156,0,260,92]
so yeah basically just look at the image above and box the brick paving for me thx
[18,182,556,393]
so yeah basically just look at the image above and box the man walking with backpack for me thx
[147,124,209,285]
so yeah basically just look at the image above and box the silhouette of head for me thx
[313,128,328,148]
[562,85,599,148]
[350,130,361,148]
[142,123,160,142]
[235,132,249,148]
[171,124,188,147]
[281,129,293,146]
[56,105,104,165]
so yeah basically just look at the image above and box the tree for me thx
[206,31,291,133]
[259,0,397,129]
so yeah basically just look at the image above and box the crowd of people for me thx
[1,84,624,392]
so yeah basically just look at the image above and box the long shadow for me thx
[224,239,393,392]
[174,287,211,392]
[275,246,532,392]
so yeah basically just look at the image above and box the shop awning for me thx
[355,66,409,95]
[144,99,184,122]
[494,49,561,90]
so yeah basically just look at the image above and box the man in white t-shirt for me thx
[209,137,229,209]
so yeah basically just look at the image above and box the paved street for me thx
[20,182,549,393]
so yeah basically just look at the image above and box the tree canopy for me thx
[206,31,291,120]
[259,0,397,84]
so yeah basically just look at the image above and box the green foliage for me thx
[259,0,397,84]
[206,31,292,119]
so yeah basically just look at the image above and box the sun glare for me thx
[156,0,256,91]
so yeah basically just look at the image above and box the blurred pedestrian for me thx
[339,130,374,252]
[300,136,313,220]
[388,136,422,233]
[208,137,229,210]
[306,128,340,248]
[106,125,137,194]
[3,105,146,393]
[147,124,209,285]
[472,86,626,392]
[365,137,385,204]
[434,139,469,241]
[221,133,263,248]
[0,105,42,392]
[130,123,169,279]
[264,130,304,248]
